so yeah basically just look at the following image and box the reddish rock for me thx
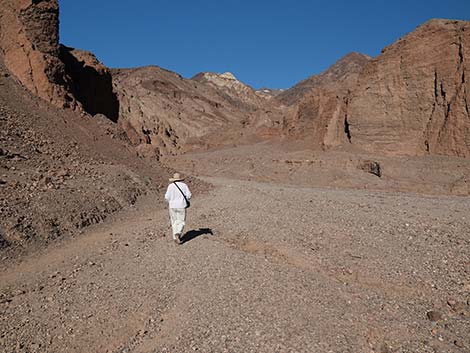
[0,0,77,108]
[112,66,287,157]
[60,46,119,121]
[426,310,443,322]
[282,20,470,158]
[279,53,370,148]
[277,52,371,106]
[347,19,470,157]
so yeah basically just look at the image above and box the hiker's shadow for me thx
[181,228,213,244]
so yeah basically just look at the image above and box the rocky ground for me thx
[165,142,470,197]
[1,176,469,353]
[0,59,212,256]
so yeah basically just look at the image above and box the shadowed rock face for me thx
[347,19,470,157]
[0,0,77,108]
[60,46,119,122]
[0,1,119,121]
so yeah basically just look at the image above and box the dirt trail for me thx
[1,177,470,353]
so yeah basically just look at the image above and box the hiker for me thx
[165,173,192,244]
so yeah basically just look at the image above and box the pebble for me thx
[426,310,443,322]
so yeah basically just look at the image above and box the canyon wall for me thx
[347,19,470,156]
[0,0,76,108]
[284,20,470,157]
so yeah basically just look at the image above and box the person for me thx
[164,173,192,244]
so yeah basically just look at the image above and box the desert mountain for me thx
[1,1,469,161]
[112,67,287,158]
[347,19,470,157]
[283,19,470,157]
[278,53,371,148]
[276,52,371,106]
[191,71,274,106]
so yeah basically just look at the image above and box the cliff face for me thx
[347,19,470,157]
[0,1,119,121]
[1,2,468,159]
[0,0,76,108]
[60,46,119,121]
[283,20,470,157]
[280,53,371,148]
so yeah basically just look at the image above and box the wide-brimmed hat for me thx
[169,172,184,182]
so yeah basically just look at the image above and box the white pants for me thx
[169,208,186,239]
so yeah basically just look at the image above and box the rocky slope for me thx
[0,55,191,254]
[276,52,371,106]
[112,67,287,158]
[192,71,270,108]
[347,19,470,157]
[277,53,371,148]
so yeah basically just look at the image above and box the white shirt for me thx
[165,182,192,209]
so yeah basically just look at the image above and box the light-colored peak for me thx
[220,72,237,80]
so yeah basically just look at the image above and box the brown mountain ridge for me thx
[1,2,469,158]
[1,3,470,353]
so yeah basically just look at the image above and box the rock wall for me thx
[347,19,470,157]
[282,53,370,148]
[286,20,470,158]
[60,46,119,121]
[0,0,77,108]
[289,91,350,149]
[1,3,468,159]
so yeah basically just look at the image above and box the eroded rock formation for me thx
[276,52,371,106]
[1,1,468,160]
[347,19,470,157]
[0,0,76,108]
[112,67,287,158]
[283,20,470,157]
[279,53,371,148]
[60,46,119,121]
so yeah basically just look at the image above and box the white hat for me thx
[169,172,184,182]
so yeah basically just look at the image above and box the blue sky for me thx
[59,0,470,89]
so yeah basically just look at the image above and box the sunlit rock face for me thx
[0,0,78,109]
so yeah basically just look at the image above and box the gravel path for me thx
[1,177,469,353]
